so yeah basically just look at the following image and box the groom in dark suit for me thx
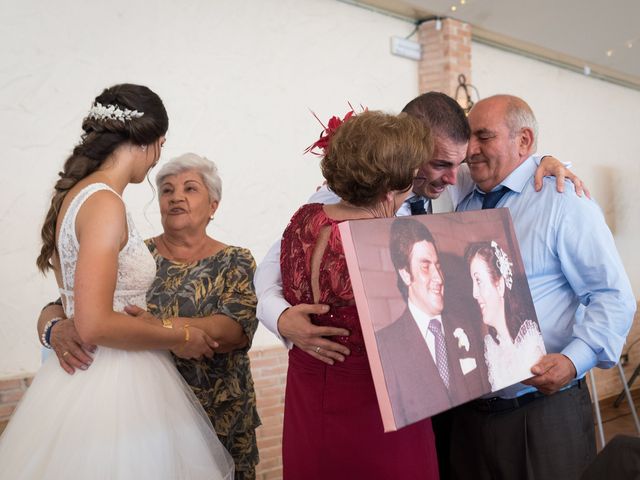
[376,217,488,424]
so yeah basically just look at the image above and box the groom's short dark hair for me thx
[389,217,438,301]
[402,91,470,144]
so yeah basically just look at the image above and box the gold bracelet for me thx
[162,318,173,329]
[183,323,190,343]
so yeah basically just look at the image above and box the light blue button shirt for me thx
[457,155,636,398]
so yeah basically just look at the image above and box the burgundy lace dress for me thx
[280,204,439,480]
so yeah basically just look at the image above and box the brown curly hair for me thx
[321,111,432,207]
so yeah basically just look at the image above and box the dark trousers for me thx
[450,382,596,480]
[432,409,454,480]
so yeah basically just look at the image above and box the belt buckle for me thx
[474,397,496,412]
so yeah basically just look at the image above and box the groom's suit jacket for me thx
[375,307,488,427]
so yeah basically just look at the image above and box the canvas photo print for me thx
[339,208,546,431]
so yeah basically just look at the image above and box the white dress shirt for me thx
[407,300,443,366]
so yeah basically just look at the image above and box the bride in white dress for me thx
[466,240,546,392]
[0,84,234,480]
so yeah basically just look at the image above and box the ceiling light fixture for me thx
[606,49,614,57]
[451,5,458,12]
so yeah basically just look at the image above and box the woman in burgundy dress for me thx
[280,110,440,479]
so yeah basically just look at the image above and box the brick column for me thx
[418,18,472,105]
[251,346,288,480]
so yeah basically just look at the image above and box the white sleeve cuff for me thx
[258,297,294,349]
[562,338,598,379]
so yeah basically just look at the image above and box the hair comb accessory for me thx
[304,103,366,156]
[491,240,513,289]
[87,102,144,122]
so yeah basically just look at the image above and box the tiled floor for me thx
[594,386,640,449]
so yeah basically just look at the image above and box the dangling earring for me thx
[140,145,147,152]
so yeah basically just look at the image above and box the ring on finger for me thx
[62,351,70,358]
[315,346,321,354]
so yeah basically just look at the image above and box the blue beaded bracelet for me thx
[41,317,62,349]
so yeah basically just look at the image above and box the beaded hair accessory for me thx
[304,104,365,156]
[491,240,513,289]
[87,102,144,122]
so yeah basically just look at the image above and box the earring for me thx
[140,145,147,152]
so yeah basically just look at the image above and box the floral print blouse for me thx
[145,239,261,473]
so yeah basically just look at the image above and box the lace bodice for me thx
[280,203,365,355]
[57,183,156,317]
[484,319,546,392]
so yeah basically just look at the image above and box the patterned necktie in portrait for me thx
[428,318,450,389]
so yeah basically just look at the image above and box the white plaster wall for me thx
[3,2,638,378]
[0,0,419,377]
[472,42,640,299]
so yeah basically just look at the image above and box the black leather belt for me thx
[472,378,585,413]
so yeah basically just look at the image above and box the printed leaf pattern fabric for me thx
[145,239,261,475]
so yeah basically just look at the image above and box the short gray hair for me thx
[504,97,538,151]
[155,153,222,202]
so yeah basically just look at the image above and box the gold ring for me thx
[315,346,321,354]
[62,351,70,357]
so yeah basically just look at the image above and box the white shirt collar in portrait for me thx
[408,299,443,366]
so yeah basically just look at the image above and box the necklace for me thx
[157,234,210,264]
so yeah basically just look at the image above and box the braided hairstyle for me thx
[36,84,168,273]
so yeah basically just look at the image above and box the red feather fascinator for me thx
[304,104,366,156]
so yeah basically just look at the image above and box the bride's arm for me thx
[72,191,214,355]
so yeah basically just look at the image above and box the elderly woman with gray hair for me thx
[38,153,261,480]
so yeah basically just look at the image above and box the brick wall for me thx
[0,377,31,434]
[251,346,288,480]
[418,18,472,100]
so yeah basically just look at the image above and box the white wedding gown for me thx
[484,319,546,392]
[0,183,234,480]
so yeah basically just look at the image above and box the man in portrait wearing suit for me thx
[376,217,488,426]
